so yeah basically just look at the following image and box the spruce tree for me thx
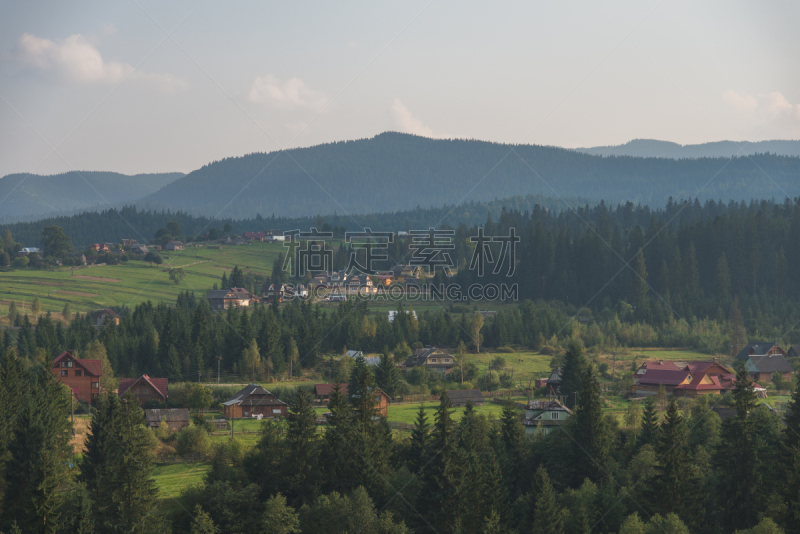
[729,297,747,357]
[375,348,399,397]
[284,389,320,507]
[408,404,431,473]
[190,505,219,534]
[639,396,659,447]
[320,383,359,494]
[572,367,611,483]
[499,400,525,499]
[531,466,564,534]
[560,340,588,409]
[2,366,72,533]
[649,398,693,516]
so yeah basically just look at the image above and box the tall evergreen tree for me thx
[560,340,589,409]
[283,390,320,507]
[729,297,747,357]
[639,396,659,447]
[649,399,693,518]
[2,366,72,534]
[572,367,611,483]
[375,348,399,397]
[408,404,431,473]
[531,466,564,534]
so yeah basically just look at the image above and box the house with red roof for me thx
[631,369,693,396]
[118,375,169,405]
[636,360,681,375]
[674,361,761,396]
[51,351,102,405]
[313,383,349,401]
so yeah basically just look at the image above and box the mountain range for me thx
[573,138,800,158]
[1,133,799,222]
[0,171,183,223]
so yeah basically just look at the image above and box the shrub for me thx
[488,356,506,370]
[11,256,29,269]
[176,424,209,456]
[155,419,174,442]
[495,346,515,353]
[478,370,501,392]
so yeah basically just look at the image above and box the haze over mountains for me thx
[1,133,798,223]
[0,171,183,222]
[574,139,800,158]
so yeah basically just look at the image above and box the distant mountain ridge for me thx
[137,132,800,219]
[573,138,800,158]
[0,171,184,222]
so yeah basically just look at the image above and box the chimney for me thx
[713,357,718,363]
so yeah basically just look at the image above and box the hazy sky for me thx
[1,0,798,177]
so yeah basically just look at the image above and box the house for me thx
[632,369,693,396]
[545,367,563,395]
[222,384,288,418]
[243,232,266,241]
[314,383,349,402]
[232,236,248,245]
[91,243,110,253]
[121,239,138,247]
[165,241,184,251]
[95,308,120,326]
[19,247,41,255]
[787,345,800,359]
[403,347,455,375]
[294,284,309,298]
[735,342,786,362]
[672,361,743,397]
[522,399,572,436]
[144,408,190,430]
[130,244,149,255]
[262,283,293,303]
[206,287,251,310]
[447,389,484,407]
[265,234,286,242]
[118,374,169,405]
[744,354,793,383]
[636,360,680,375]
[51,351,102,405]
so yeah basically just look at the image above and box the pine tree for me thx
[572,367,611,483]
[531,466,564,534]
[499,400,525,499]
[633,248,650,321]
[165,345,182,379]
[408,404,431,473]
[262,493,300,533]
[32,297,41,315]
[62,302,71,322]
[375,348,399,397]
[190,505,219,534]
[560,339,588,409]
[87,339,117,392]
[640,396,659,447]
[649,398,692,515]
[7,301,17,324]
[284,389,320,507]
[2,366,72,533]
[320,383,359,494]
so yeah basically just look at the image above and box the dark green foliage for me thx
[639,396,659,447]
[408,404,431,473]
[560,340,588,409]
[1,365,71,534]
[284,390,320,507]
[375,348,400,397]
[40,225,72,258]
[571,367,612,483]
[80,392,166,533]
[531,465,564,534]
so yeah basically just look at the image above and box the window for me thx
[552,412,559,420]
[61,370,68,377]
[431,358,437,363]
[92,382,99,389]
[444,358,450,362]
[75,370,82,377]
[272,409,281,414]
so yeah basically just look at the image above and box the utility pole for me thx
[71,390,75,436]
[217,357,221,384]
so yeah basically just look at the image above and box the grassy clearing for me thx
[470,351,553,385]
[0,241,286,319]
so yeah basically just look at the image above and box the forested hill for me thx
[0,171,183,222]
[136,132,800,219]
[574,138,800,158]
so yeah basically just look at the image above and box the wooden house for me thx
[403,347,455,376]
[262,283,292,303]
[522,400,572,436]
[446,389,484,407]
[744,354,793,383]
[51,351,101,405]
[222,384,288,419]
[636,360,680,375]
[545,367,562,395]
[631,369,693,396]
[95,308,120,326]
[165,241,184,251]
[735,342,786,362]
[206,288,251,310]
[313,383,349,402]
[118,375,169,405]
[787,345,800,359]
[243,232,266,242]
[144,408,190,430]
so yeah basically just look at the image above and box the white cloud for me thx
[16,33,185,92]
[248,75,329,113]
[391,98,434,137]
[723,89,800,120]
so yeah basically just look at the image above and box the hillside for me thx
[574,138,800,158]
[0,171,183,222]
[137,133,800,218]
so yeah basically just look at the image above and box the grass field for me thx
[0,241,286,320]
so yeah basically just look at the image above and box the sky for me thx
[0,0,799,178]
